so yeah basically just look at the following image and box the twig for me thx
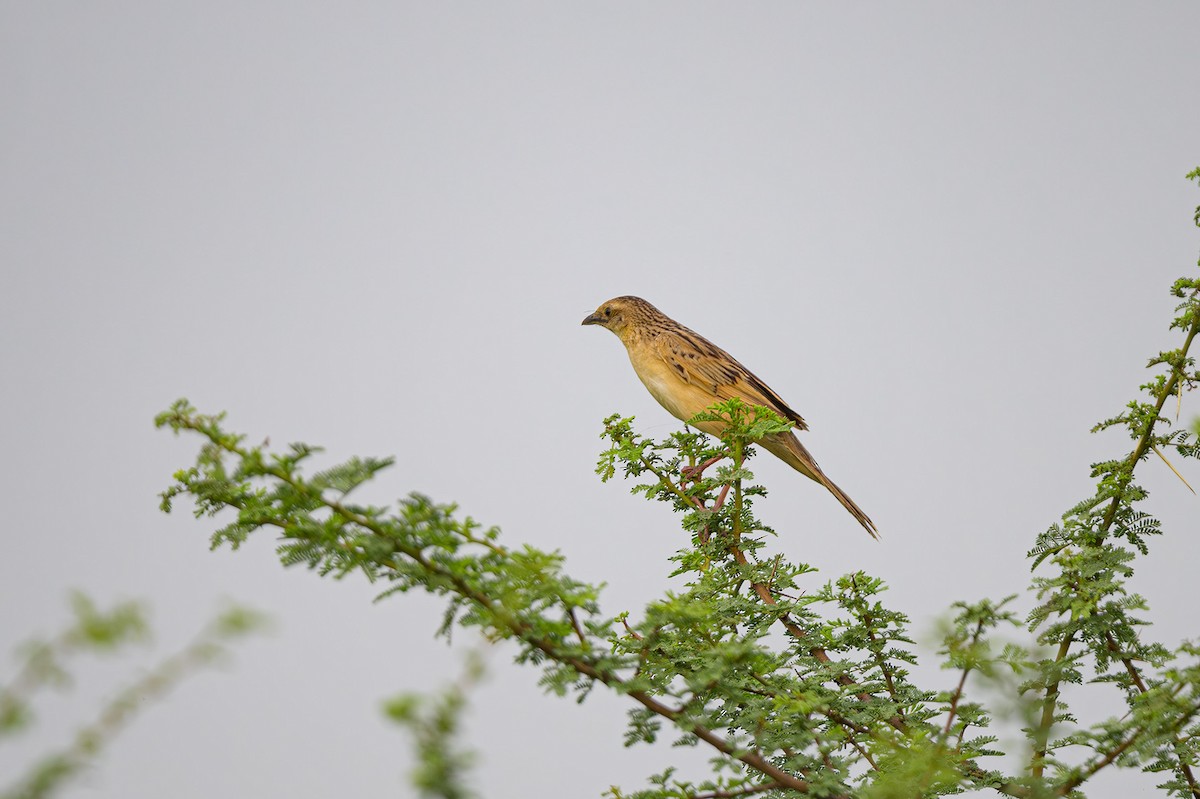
[1055,701,1200,795]
[847,737,879,770]
[620,616,643,641]
[943,620,986,739]
[687,781,781,799]
[1099,318,1199,530]
[1031,636,1074,779]
[567,607,588,647]
[855,581,904,720]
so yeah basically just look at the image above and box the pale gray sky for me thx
[2,3,1199,797]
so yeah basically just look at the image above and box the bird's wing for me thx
[649,328,809,430]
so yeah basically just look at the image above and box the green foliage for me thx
[384,652,485,799]
[0,596,264,799]
[0,594,150,743]
[155,174,1200,797]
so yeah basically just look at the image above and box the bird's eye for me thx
[603,307,612,317]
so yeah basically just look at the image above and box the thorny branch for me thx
[1033,315,1199,781]
[170,423,824,796]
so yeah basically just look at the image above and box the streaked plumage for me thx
[582,295,878,539]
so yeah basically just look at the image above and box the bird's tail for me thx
[761,432,879,540]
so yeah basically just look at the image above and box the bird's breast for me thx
[626,344,717,427]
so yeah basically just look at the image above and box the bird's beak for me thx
[581,312,604,326]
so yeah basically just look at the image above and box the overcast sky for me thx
[2,3,1199,798]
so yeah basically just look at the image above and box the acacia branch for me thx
[850,576,905,722]
[1105,631,1200,799]
[640,444,851,680]
[1106,632,1150,694]
[688,781,781,799]
[721,482,910,744]
[567,607,587,647]
[943,620,986,740]
[387,523,818,792]
[1033,314,1199,783]
[161,418,820,795]
[645,428,908,734]
[232,443,822,795]
[1055,700,1200,796]
[1,612,254,799]
[1101,316,1199,531]
[1031,637,1074,779]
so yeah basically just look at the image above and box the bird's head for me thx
[581,296,659,339]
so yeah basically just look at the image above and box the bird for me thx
[582,295,877,539]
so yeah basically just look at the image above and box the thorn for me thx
[1152,444,1196,495]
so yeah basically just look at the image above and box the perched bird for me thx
[582,295,878,539]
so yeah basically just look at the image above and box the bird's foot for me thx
[681,455,725,482]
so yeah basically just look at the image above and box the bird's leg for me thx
[711,482,732,511]
[681,455,725,481]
